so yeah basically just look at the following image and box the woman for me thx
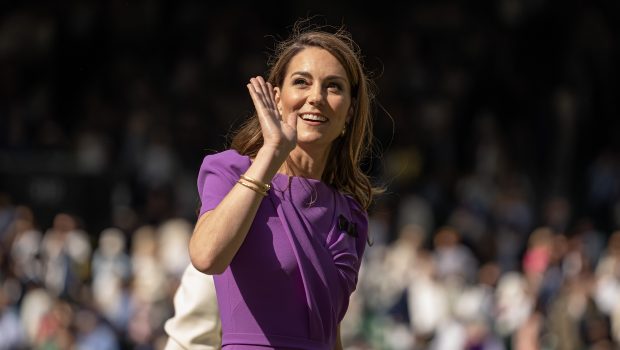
[187,24,378,349]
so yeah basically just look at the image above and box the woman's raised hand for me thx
[247,76,297,153]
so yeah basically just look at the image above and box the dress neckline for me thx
[239,150,331,189]
[273,172,328,187]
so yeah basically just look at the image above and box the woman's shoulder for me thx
[200,149,251,170]
[198,149,252,181]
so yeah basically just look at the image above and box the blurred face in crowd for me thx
[275,47,353,152]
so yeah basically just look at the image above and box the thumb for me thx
[285,111,298,130]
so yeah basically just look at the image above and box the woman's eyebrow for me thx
[290,71,348,82]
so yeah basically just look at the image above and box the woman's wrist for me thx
[257,144,291,165]
[244,145,290,184]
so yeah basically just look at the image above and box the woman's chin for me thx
[296,135,337,149]
[296,130,339,144]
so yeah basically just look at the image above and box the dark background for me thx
[1,1,619,239]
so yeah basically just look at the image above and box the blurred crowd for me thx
[343,203,620,349]
[0,209,190,349]
[1,0,619,349]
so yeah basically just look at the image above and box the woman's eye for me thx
[327,82,342,91]
[293,78,308,86]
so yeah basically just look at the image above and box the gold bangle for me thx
[240,174,271,192]
[237,179,267,196]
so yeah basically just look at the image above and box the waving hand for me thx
[247,76,297,153]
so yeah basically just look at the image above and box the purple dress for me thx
[197,150,368,350]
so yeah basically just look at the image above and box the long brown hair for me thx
[231,24,380,210]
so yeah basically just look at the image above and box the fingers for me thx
[246,76,296,150]
[247,79,267,109]
[246,83,260,105]
[266,82,277,111]
[247,76,280,133]
[248,76,277,111]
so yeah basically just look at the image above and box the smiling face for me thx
[275,46,353,152]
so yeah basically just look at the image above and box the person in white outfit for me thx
[164,264,221,349]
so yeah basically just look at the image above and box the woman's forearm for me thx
[189,146,288,274]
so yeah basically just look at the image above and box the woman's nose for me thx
[307,86,325,106]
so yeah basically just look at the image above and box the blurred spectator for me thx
[8,206,44,285]
[74,308,120,350]
[157,218,192,278]
[35,298,75,349]
[19,287,53,346]
[0,278,26,350]
[432,225,478,286]
[407,250,450,345]
[130,225,167,304]
[522,226,555,294]
[92,227,132,331]
[40,213,92,299]
[494,272,533,339]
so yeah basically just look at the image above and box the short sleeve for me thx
[350,199,369,271]
[341,197,369,288]
[197,150,251,217]
[327,195,368,321]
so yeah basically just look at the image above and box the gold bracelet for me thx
[237,179,267,196]
[240,174,271,192]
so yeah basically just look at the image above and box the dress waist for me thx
[222,332,330,350]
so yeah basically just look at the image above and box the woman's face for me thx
[275,47,353,151]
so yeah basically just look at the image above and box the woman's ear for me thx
[274,86,283,114]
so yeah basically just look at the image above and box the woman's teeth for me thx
[300,114,327,122]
